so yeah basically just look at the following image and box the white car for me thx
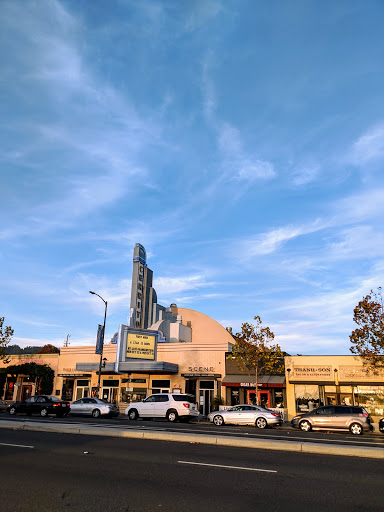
[208,404,283,429]
[125,393,199,422]
[70,398,120,418]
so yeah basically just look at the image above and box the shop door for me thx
[199,389,214,416]
[22,385,33,401]
[75,387,90,400]
[102,387,118,403]
[258,391,270,408]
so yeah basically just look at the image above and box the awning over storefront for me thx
[76,361,178,374]
[181,373,222,378]
[222,375,285,387]
[58,374,92,378]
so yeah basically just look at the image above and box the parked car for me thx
[379,418,384,433]
[0,399,8,412]
[70,398,119,418]
[7,395,70,417]
[125,393,199,422]
[291,405,373,435]
[208,405,283,429]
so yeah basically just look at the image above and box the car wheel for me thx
[350,422,363,435]
[92,409,101,418]
[213,415,224,426]
[299,420,312,432]
[166,410,178,422]
[9,407,16,415]
[40,408,48,417]
[256,417,268,429]
[128,409,138,420]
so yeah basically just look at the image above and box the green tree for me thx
[0,317,14,363]
[350,287,384,370]
[231,316,284,404]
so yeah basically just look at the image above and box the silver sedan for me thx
[69,398,119,418]
[208,404,283,429]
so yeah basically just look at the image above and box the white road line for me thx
[178,461,277,473]
[0,442,34,449]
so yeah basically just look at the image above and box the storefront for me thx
[285,355,384,422]
[0,353,60,402]
[221,375,285,409]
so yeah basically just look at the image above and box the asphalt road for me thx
[1,412,384,450]
[0,428,383,512]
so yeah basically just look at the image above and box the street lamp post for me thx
[89,291,108,398]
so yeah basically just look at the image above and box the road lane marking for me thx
[0,443,34,449]
[178,461,277,473]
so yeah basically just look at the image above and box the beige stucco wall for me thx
[56,344,117,394]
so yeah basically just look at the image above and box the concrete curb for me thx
[2,420,384,459]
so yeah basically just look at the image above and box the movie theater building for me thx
[285,354,384,422]
[57,305,234,415]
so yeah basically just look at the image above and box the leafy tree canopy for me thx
[37,344,60,354]
[0,362,55,395]
[350,287,384,370]
[6,345,41,355]
[232,316,285,377]
[0,317,14,363]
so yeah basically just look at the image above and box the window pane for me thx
[199,381,215,390]
[295,385,321,413]
[151,380,170,388]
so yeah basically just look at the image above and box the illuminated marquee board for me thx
[126,333,156,360]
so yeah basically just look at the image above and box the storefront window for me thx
[62,379,74,401]
[230,389,240,406]
[355,386,384,416]
[151,379,170,394]
[295,385,322,413]
[274,390,284,408]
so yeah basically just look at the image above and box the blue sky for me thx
[1,0,384,355]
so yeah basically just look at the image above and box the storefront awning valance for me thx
[222,375,285,387]
[76,361,178,374]
[58,374,92,378]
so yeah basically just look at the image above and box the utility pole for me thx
[64,334,71,347]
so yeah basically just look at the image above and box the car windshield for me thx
[48,396,62,402]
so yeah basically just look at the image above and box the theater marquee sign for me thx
[292,366,332,379]
[126,333,156,360]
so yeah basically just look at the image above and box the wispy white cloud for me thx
[155,275,213,297]
[238,220,326,259]
[332,188,384,224]
[218,123,276,184]
[350,122,384,166]
[292,164,321,186]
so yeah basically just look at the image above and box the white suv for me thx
[125,393,199,422]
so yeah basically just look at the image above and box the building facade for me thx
[0,353,60,402]
[285,355,384,423]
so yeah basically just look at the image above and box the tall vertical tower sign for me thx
[130,244,156,329]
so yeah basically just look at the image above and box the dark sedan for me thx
[379,418,384,433]
[7,395,70,417]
